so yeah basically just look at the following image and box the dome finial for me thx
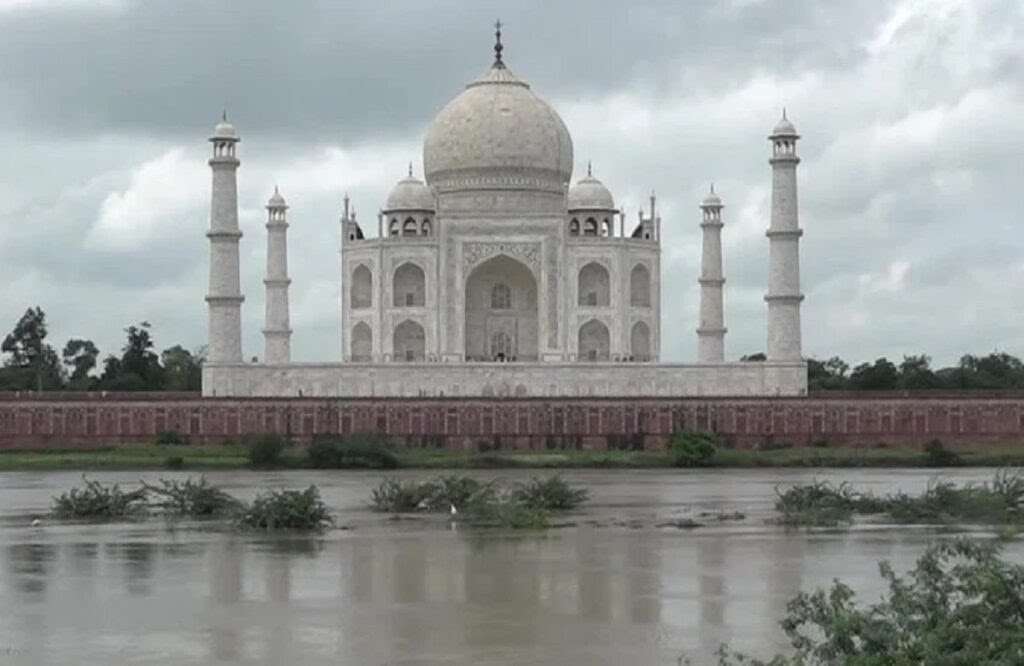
[710,182,715,194]
[782,106,787,120]
[408,162,413,178]
[587,160,592,177]
[493,19,504,68]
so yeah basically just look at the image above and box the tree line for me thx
[0,307,203,391]
[805,353,1024,391]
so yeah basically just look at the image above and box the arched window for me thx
[490,331,512,361]
[393,262,426,307]
[569,218,580,236]
[350,265,372,309]
[602,217,612,237]
[491,283,512,310]
[393,319,425,362]
[631,321,651,361]
[389,218,399,236]
[351,322,372,361]
[421,218,432,236]
[578,319,610,362]
[578,262,610,307]
[630,264,651,307]
[402,217,418,236]
[583,217,598,236]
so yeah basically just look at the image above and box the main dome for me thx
[423,54,573,197]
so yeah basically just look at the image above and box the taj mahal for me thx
[202,26,807,398]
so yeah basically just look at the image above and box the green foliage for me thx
[777,473,1024,527]
[923,438,963,467]
[62,338,99,388]
[672,431,718,467]
[141,477,241,517]
[52,476,148,519]
[464,496,549,529]
[246,433,287,468]
[510,474,589,510]
[160,345,203,391]
[306,434,398,469]
[1,306,63,390]
[716,539,1024,665]
[236,486,333,530]
[164,455,184,470]
[849,357,900,390]
[371,478,436,512]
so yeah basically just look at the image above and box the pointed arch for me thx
[350,265,372,309]
[630,264,651,307]
[393,319,425,362]
[578,319,610,362]
[630,321,651,361]
[578,261,610,307]
[351,322,372,361]
[393,262,426,307]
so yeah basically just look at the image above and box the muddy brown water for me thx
[0,468,1012,665]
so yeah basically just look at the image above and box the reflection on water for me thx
[0,468,1010,665]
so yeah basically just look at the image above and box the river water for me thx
[0,468,1010,665]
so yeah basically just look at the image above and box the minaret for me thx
[697,184,726,362]
[765,110,804,361]
[206,113,244,364]
[263,187,292,363]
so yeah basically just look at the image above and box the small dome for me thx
[213,115,238,140]
[267,186,286,207]
[568,170,615,211]
[701,185,722,207]
[771,113,797,137]
[385,171,435,212]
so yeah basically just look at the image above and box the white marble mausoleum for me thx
[202,26,808,398]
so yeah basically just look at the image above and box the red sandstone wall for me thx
[2,393,1023,450]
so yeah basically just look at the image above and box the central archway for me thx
[464,255,538,361]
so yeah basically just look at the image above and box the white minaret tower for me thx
[765,110,804,361]
[206,113,244,365]
[697,184,726,362]
[263,186,292,363]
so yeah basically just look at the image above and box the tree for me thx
[1,307,63,390]
[848,357,899,390]
[161,345,203,391]
[741,352,767,362]
[897,353,942,389]
[808,356,849,390]
[62,338,99,389]
[99,322,165,390]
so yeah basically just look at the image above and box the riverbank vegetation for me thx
[4,438,1024,471]
[775,471,1024,527]
[711,538,1024,665]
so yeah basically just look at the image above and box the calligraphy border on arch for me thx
[462,242,542,275]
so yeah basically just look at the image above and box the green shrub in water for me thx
[510,475,588,510]
[671,431,718,467]
[142,477,241,517]
[237,485,333,530]
[52,476,148,519]
[371,478,436,512]
[246,433,287,468]
[464,495,549,529]
[306,434,398,469]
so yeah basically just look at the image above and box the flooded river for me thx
[0,468,1009,665]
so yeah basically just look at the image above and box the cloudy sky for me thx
[0,0,1021,367]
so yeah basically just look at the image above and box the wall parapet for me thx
[2,394,1023,449]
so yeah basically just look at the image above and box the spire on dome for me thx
[408,162,413,178]
[493,19,504,68]
[587,160,592,177]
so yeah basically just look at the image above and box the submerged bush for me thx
[246,433,287,468]
[142,477,241,517]
[776,472,1024,527]
[464,494,549,529]
[510,475,588,510]
[370,478,435,512]
[672,431,718,467]
[307,434,398,469]
[715,538,1024,665]
[52,476,149,519]
[237,485,333,530]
